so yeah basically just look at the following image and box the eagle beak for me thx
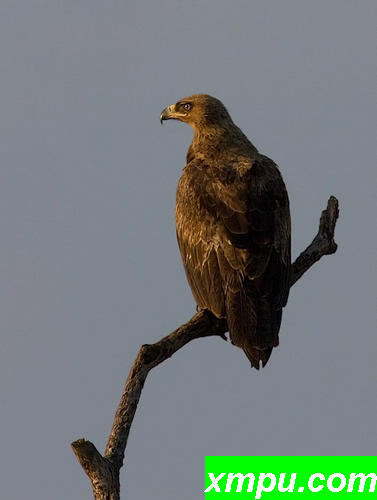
[159,105,175,124]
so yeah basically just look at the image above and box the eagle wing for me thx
[211,156,291,308]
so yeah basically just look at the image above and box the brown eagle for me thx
[160,94,291,369]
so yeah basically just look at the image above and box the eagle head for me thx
[160,94,232,130]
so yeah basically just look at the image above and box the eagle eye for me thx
[182,103,191,111]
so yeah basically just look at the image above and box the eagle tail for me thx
[242,345,273,370]
[226,291,281,369]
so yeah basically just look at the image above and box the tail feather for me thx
[226,290,281,369]
[242,345,273,370]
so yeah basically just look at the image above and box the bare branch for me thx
[105,311,227,468]
[71,439,119,500]
[71,196,339,499]
[290,196,339,286]
[71,312,227,499]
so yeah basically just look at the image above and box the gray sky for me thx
[0,1,376,498]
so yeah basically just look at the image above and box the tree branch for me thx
[290,196,339,286]
[71,196,339,499]
[71,439,120,500]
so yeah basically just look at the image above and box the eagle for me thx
[160,94,291,369]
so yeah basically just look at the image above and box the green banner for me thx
[205,457,377,498]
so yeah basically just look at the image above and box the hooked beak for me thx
[159,104,176,124]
